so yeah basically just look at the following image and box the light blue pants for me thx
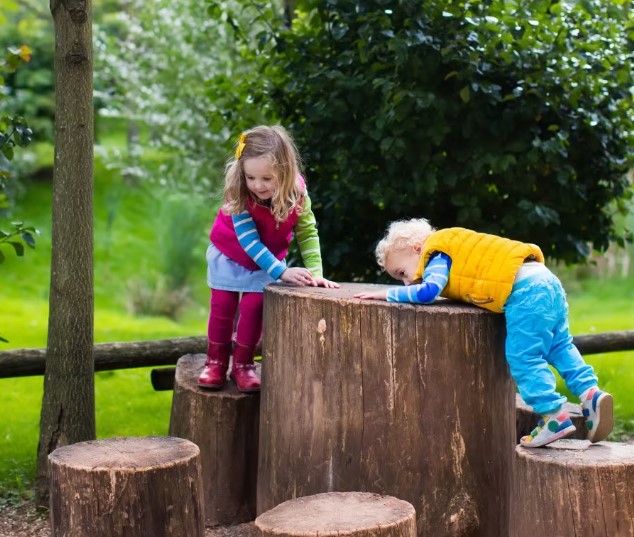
[503,271,597,415]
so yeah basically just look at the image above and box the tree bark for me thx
[256,492,416,537]
[169,354,260,526]
[511,440,634,537]
[258,283,514,537]
[36,0,94,507]
[49,436,205,537]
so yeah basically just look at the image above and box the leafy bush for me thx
[125,276,191,320]
[1,45,38,272]
[210,0,634,280]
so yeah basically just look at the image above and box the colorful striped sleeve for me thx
[294,193,323,278]
[232,211,287,280]
[386,253,451,304]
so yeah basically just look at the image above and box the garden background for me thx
[1,0,633,505]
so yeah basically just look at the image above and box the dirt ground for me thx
[0,501,259,537]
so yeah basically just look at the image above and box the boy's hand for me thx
[313,276,340,289]
[354,290,389,301]
[280,267,316,286]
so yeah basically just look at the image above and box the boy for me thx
[355,218,613,447]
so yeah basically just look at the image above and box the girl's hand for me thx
[280,267,316,286]
[313,277,341,289]
[354,290,389,301]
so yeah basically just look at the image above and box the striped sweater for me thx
[231,193,323,279]
[386,253,451,303]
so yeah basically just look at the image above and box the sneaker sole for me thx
[520,424,577,448]
[588,393,613,443]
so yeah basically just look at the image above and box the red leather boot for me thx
[230,341,261,393]
[198,341,231,389]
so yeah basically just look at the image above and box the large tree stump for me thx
[256,492,416,537]
[169,353,260,526]
[48,436,204,537]
[259,283,515,537]
[515,393,587,443]
[511,440,634,537]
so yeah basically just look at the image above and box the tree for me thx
[210,0,634,280]
[93,0,265,194]
[36,0,94,506]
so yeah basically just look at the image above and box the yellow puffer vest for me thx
[414,228,544,313]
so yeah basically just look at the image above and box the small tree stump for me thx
[256,492,416,537]
[48,436,204,537]
[169,353,260,526]
[511,440,634,537]
[259,283,515,537]
[515,393,587,443]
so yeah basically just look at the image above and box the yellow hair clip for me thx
[235,133,247,159]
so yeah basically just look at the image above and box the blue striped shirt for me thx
[386,253,451,303]
[232,194,323,280]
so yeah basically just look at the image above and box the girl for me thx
[355,219,613,448]
[199,125,339,392]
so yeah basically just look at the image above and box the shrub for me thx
[210,0,634,280]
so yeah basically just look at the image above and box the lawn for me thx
[1,158,633,500]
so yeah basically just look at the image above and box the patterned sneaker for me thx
[581,388,613,443]
[520,412,576,448]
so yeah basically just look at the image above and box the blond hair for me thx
[223,125,303,222]
[375,218,436,270]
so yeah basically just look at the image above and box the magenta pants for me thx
[207,289,263,347]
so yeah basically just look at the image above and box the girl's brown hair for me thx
[223,125,303,222]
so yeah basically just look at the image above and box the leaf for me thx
[22,232,36,248]
[459,86,470,103]
[9,241,24,256]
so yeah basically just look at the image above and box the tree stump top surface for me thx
[516,439,634,465]
[255,492,415,535]
[264,282,492,315]
[176,354,261,398]
[48,436,199,470]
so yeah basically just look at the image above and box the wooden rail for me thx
[0,331,632,387]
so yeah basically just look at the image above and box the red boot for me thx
[230,342,261,393]
[198,341,231,389]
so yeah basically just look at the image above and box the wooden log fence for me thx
[0,336,261,379]
[0,330,631,383]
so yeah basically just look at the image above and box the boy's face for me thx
[385,244,422,285]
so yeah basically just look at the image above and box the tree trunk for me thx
[48,436,205,537]
[256,492,416,537]
[511,440,634,537]
[36,0,94,507]
[169,354,260,526]
[515,394,587,443]
[258,283,515,537]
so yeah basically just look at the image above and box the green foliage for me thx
[0,45,38,280]
[0,220,38,264]
[0,6,54,147]
[210,0,634,280]
[94,0,265,195]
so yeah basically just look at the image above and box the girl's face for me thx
[385,244,423,285]
[243,156,277,202]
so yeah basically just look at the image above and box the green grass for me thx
[554,276,634,439]
[1,152,214,500]
[1,153,633,499]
